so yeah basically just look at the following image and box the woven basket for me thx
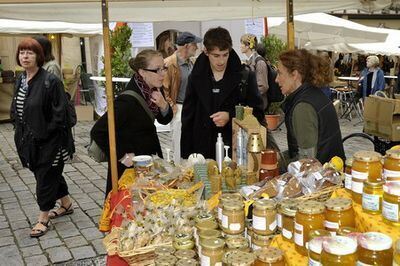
[297,184,341,203]
[118,242,172,266]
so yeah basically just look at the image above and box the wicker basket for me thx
[118,242,172,266]
[297,184,341,203]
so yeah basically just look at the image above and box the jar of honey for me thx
[362,180,384,214]
[324,198,355,234]
[309,229,331,240]
[344,158,353,193]
[384,149,400,182]
[175,249,196,260]
[336,227,358,236]
[252,199,277,236]
[308,236,329,266]
[226,236,249,252]
[261,149,278,169]
[251,232,274,250]
[254,247,285,266]
[320,236,358,265]
[259,168,279,182]
[222,200,245,234]
[278,199,298,242]
[176,258,198,266]
[357,232,393,266]
[294,200,325,256]
[382,182,400,226]
[218,193,242,223]
[352,151,383,204]
[394,239,400,266]
[200,238,225,266]
[155,254,177,266]
[226,251,256,266]
[199,229,221,244]
[195,220,218,247]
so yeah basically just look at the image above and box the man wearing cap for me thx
[163,31,202,163]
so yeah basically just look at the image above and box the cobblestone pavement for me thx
[0,115,366,265]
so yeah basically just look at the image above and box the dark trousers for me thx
[33,162,69,211]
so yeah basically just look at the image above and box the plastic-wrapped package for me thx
[300,167,341,195]
[287,158,322,175]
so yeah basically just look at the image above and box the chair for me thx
[76,65,96,105]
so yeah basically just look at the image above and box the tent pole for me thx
[101,0,119,193]
[286,0,295,49]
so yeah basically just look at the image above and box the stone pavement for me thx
[0,116,366,265]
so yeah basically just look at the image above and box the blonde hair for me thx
[367,55,380,67]
[129,49,162,72]
[240,34,257,50]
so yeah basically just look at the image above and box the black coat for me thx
[11,68,74,170]
[181,50,265,159]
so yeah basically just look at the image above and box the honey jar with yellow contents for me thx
[344,157,353,193]
[252,199,277,236]
[324,198,355,234]
[336,227,358,236]
[308,236,329,266]
[357,232,393,266]
[394,239,400,266]
[278,199,298,242]
[251,232,274,250]
[217,193,242,223]
[221,200,245,234]
[382,182,400,226]
[362,180,384,214]
[254,247,285,266]
[200,238,225,266]
[320,236,358,266]
[294,200,325,256]
[352,151,383,204]
[384,149,400,183]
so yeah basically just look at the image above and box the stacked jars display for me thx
[217,193,242,224]
[200,238,225,266]
[277,199,298,242]
[221,200,245,235]
[252,199,277,250]
[259,149,279,181]
[320,236,358,265]
[384,149,400,183]
[357,232,393,266]
[324,198,355,235]
[382,182,400,226]
[351,151,383,204]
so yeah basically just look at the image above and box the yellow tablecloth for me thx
[270,188,400,266]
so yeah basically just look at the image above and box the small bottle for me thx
[216,133,224,173]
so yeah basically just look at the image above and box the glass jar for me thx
[254,247,285,266]
[176,258,198,266]
[218,193,242,223]
[394,239,400,266]
[154,246,175,257]
[252,199,277,236]
[175,249,196,260]
[222,200,245,234]
[251,232,274,250]
[384,149,400,182]
[352,151,383,204]
[259,168,279,182]
[309,229,330,240]
[196,212,215,224]
[226,236,249,252]
[382,182,400,226]
[344,158,353,193]
[195,220,218,247]
[199,229,221,244]
[336,227,358,236]
[155,254,177,266]
[278,199,298,242]
[173,232,194,250]
[308,236,329,266]
[227,251,256,266]
[320,236,358,266]
[200,238,225,266]
[294,200,325,256]
[362,180,384,214]
[324,198,355,235]
[357,232,393,266]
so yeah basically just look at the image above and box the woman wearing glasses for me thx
[91,49,172,197]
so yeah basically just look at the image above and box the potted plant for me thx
[265,102,283,130]
[259,34,287,66]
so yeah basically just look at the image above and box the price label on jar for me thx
[383,169,400,179]
[277,213,282,228]
[309,258,322,266]
[229,223,241,231]
[382,200,399,222]
[221,214,229,229]
[352,180,364,194]
[217,207,222,221]
[362,193,380,211]
[344,173,352,190]
[252,215,267,231]
[356,261,374,266]
[269,219,277,231]
[200,254,211,266]
[282,228,293,240]
[352,170,368,180]
[324,220,339,230]
[294,222,304,246]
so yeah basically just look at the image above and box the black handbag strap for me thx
[120,90,155,123]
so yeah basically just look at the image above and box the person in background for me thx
[181,27,265,159]
[163,31,202,164]
[317,51,333,99]
[359,55,385,99]
[33,35,62,80]
[90,49,173,197]
[11,38,74,238]
[157,32,176,59]
[276,49,345,164]
[240,34,269,111]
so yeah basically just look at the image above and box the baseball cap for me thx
[176,32,202,46]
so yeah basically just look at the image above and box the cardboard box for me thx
[364,95,400,141]
[75,105,94,121]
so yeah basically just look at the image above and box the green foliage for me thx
[266,101,283,115]
[259,34,287,66]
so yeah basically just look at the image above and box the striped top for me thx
[16,74,70,166]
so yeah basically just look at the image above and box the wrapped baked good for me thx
[287,158,322,175]
[300,167,341,195]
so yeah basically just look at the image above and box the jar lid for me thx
[386,149,400,159]
[220,193,242,202]
[200,238,225,250]
[154,246,175,255]
[337,227,358,236]
[322,236,357,255]
[358,232,393,251]
[278,198,298,217]
[176,258,198,266]
[309,236,329,254]
[174,249,196,260]
[226,236,249,249]
[195,212,214,223]
[155,254,177,265]
[297,200,325,215]
[345,157,353,167]
[199,229,221,240]
[229,252,256,266]
[383,182,400,196]
[325,198,352,211]
[308,229,330,240]
[353,151,382,162]
[254,247,284,263]
[254,198,277,211]
[196,220,218,231]
[223,200,244,211]
[252,232,275,241]
[223,250,241,264]
[174,232,192,242]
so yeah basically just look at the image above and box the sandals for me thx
[30,220,50,238]
[48,203,74,219]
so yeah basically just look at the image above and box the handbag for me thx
[87,89,156,163]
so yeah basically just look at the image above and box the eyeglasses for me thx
[143,66,167,74]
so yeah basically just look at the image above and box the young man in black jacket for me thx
[181,27,265,159]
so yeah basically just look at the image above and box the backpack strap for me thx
[238,66,250,105]
[121,90,155,123]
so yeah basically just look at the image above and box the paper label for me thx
[312,172,324,181]
[351,170,368,179]
[356,261,373,266]
[277,213,282,228]
[282,228,293,239]
[229,223,241,231]
[200,254,210,266]
[294,222,304,247]
[269,219,277,231]
[324,220,339,230]
[309,258,322,266]
[362,193,380,211]
[352,180,364,194]
[344,173,352,190]
[383,169,400,179]
[382,200,399,222]
[252,215,266,231]
[216,263,222,266]
[218,207,222,221]
[222,214,228,229]
[252,243,261,250]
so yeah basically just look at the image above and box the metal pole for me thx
[286,0,295,49]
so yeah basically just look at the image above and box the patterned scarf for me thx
[133,73,159,116]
